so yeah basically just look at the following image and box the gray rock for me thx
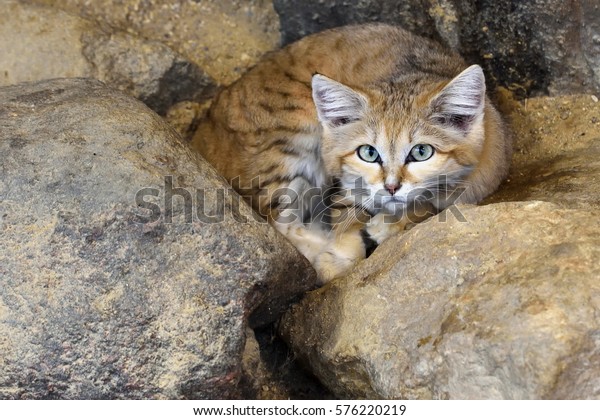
[280,202,600,398]
[240,326,334,399]
[273,0,600,97]
[0,78,316,399]
[0,0,215,114]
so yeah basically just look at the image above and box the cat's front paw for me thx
[366,212,408,245]
[313,229,366,285]
[313,250,352,285]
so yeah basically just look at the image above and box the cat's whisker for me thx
[335,208,367,237]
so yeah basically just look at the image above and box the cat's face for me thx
[312,65,486,214]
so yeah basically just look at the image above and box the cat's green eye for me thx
[408,144,434,162]
[357,145,381,163]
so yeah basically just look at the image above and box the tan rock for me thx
[30,0,281,85]
[486,95,600,209]
[0,0,215,114]
[281,202,600,398]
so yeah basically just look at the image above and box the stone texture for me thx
[273,0,600,98]
[280,202,600,399]
[274,0,436,46]
[30,0,281,85]
[0,0,215,114]
[0,78,316,399]
[485,94,600,209]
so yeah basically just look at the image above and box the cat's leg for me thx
[311,225,366,284]
[270,177,370,284]
[308,204,371,283]
[366,201,437,245]
[272,217,326,261]
[269,176,337,283]
[275,220,365,285]
[365,212,409,245]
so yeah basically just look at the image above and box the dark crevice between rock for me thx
[144,59,217,116]
[241,323,333,399]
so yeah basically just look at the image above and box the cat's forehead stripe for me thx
[375,126,393,157]
[378,124,412,156]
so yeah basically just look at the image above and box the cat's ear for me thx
[429,65,486,134]
[312,74,368,128]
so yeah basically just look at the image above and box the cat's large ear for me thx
[312,74,368,128]
[429,65,486,134]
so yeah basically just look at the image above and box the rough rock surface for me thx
[280,95,600,399]
[486,94,600,209]
[31,0,281,85]
[273,0,600,97]
[281,202,600,399]
[0,0,215,114]
[0,78,316,399]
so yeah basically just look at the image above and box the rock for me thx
[280,202,600,398]
[0,78,316,399]
[30,0,281,85]
[485,95,600,209]
[0,0,215,114]
[273,0,600,97]
[273,0,437,46]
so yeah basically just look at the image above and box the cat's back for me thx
[275,23,465,86]
[206,24,466,117]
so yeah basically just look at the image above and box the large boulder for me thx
[281,202,600,398]
[0,0,215,114]
[273,0,600,97]
[0,78,316,399]
[280,95,600,398]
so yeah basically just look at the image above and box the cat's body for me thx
[191,24,512,283]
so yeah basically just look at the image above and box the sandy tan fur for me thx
[191,23,512,283]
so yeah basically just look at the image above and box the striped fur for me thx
[191,24,512,284]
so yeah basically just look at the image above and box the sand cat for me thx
[191,23,512,284]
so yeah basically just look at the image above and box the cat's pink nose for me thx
[385,183,399,195]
